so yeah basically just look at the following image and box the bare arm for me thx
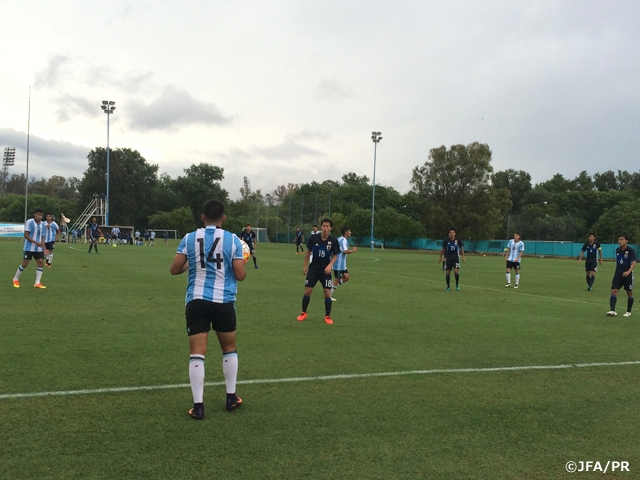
[460,247,466,263]
[232,259,246,281]
[438,247,445,263]
[170,253,189,275]
[303,248,311,275]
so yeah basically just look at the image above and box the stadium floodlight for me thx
[370,132,382,252]
[1,147,16,196]
[101,101,116,225]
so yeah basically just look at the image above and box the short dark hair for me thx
[619,233,630,241]
[246,223,252,227]
[513,232,520,236]
[341,226,350,235]
[202,199,225,221]
[588,232,596,237]
[321,218,333,227]
[313,224,318,228]
[34,208,43,214]
[448,227,456,234]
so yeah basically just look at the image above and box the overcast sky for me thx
[1,0,639,199]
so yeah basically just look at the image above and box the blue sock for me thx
[628,297,634,313]
[302,295,310,312]
[610,295,617,311]
[445,274,450,287]
[325,297,332,316]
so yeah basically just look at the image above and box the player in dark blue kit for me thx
[294,226,304,254]
[437,228,465,290]
[607,233,636,317]
[240,223,258,269]
[87,217,103,253]
[297,218,340,325]
[578,233,602,290]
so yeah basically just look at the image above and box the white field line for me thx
[361,269,603,306]
[1,361,638,400]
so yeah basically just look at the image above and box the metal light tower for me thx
[1,147,16,196]
[370,131,382,252]
[100,100,116,225]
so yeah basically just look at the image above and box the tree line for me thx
[1,143,639,243]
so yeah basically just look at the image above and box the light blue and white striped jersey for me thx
[177,226,244,305]
[506,239,525,262]
[24,218,44,252]
[333,236,349,271]
[44,221,60,243]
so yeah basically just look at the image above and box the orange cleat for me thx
[13,280,20,288]
[324,316,333,325]
[296,312,307,321]
[46,264,51,268]
[34,283,46,289]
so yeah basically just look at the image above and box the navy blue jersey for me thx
[581,242,601,262]
[241,230,256,246]
[89,223,100,237]
[307,234,340,271]
[295,230,303,241]
[442,238,464,260]
[615,246,636,274]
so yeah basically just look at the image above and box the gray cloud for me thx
[127,87,233,132]
[286,130,330,142]
[253,140,324,160]
[33,55,69,88]
[316,79,353,102]
[55,95,97,122]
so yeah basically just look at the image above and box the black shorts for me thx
[305,269,333,289]
[45,242,55,251]
[185,299,237,335]
[23,251,45,260]
[295,240,303,245]
[445,258,460,270]
[246,243,255,255]
[506,260,521,270]
[585,261,598,272]
[611,272,634,292]
[90,235,100,242]
[333,269,348,279]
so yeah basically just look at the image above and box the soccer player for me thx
[163,230,169,246]
[438,228,465,291]
[331,226,357,300]
[43,214,60,267]
[111,225,121,245]
[13,208,47,288]
[170,199,247,420]
[240,223,258,269]
[150,229,156,246]
[297,218,340,324]
[504,233,524,288]
[135,229,141,245]
[87,217,103,253]
[578,233,602,291]
[311,224,319,235]
[294,226,304,254]
[607,233,636,317]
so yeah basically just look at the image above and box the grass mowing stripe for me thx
[2,360,638,400]
[361,269,604,306]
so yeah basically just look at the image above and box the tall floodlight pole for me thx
[101,101,116,225]
[370,132,382,252]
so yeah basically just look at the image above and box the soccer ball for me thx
[240,240,251,263]
[112,243,117,248]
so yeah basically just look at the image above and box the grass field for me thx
[1,237,639,479]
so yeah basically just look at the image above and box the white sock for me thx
[515,274,520,285]
[48,253,53,264]
[189,355,205,403]
[35,268,43,284]
[223,351,238,394]
[14,266,24,280]
[506,272,511,284]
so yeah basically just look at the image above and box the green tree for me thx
[590,200,640,243]
[172,163,229,228]
[147,207,194,238]
[492,169,532,212]
[345,207,371,244]
[410,143,510,239]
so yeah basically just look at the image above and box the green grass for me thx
[1,238,638,479]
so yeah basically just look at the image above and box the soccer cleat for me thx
[88,251,91,254]
[12,280,20,288]
[226,395,242,412]
[46,264,51,268]
[445,287,450,291]
[456,285,460,291]
[330,296,337,301]
[188,404,205,420]
[624,312,632,317]
[588,287,592,291]
[34,283,46,289]
[296,312,307,321]
[606,311,617,317]
[324,316,333,325]
[514,284,519,289]
[254,265,258,269]
[505,284,511,288]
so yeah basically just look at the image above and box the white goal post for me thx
[252,227,269,243]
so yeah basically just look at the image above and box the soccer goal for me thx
[371,241,384,250]
[253,227,269,243]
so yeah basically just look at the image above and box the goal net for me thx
[253,228,269,243]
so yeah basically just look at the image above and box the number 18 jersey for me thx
[178,225,244,305]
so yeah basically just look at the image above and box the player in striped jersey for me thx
[13,208,47,288]
[43,214,60,267]
[504,233,525,288]
[330,226,357,300]
[170,199,247,420]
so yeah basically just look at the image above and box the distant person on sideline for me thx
[170,199,246,420]
[294,226,305,254]
[13,208,47,289]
